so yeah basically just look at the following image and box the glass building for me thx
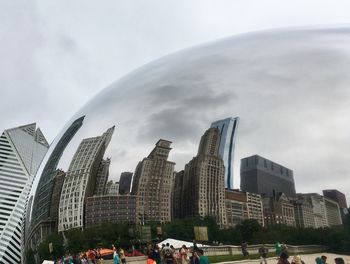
[211,117,239,189]
[0,124,48,263]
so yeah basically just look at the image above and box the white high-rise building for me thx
[211,117,239,189]
[0,124,48,263]
[58,127,114,232]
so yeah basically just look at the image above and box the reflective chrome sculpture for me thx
[23,27,350,257]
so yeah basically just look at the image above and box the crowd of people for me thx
[145,243,210,264]
[240,241,346,264]
[51,242,346,264]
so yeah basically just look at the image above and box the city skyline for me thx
[1,2,350,202]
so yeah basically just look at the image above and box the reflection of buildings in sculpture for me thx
[324,196,342,226]
[85,195,137,227]
[262,192,296,227]
[131,139,175,223]
[300,193,342,227]
[27,170,66,252]
[30,116,85,227]
[323,189,348,220]
[225,189,264,227]
[300,193,328,228]
[210,117,239,190]
[172,170,184,219]
[58,126,115,232]
[0,123,49,263]
[94,158,111,196]
[25,116,84,252]
[105,180,119,195]
[119,172,133,195]
[182,128,227,227]
[241,155,296,198]
[292,194,316,228]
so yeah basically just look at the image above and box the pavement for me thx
[219,253,350,264]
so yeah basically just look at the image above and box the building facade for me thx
[105,181,119,195]
[131,140,175,224]
[94,158,111,196]
[85,195,137,227]
[0,124,49,263]
[210,117,239,189]
[182,128,227,227]
[58,126,114,232]
[323,189,348,220]
[262,192,296,227]
[324,196,342,226]
[241,155,296,198]
[299,193,328,228]
[172,170,184,219]
[225,190,264,227]
[119,172,133,195]
[292,195,315,228]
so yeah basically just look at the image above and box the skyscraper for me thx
[94,158,111,196]
[240,155,296,198]
[131,139,175,223]
[0,123,49,263]
[323,189,348,220]
[119,172,133,195]
[182,128,227,227]
[27,116,84,247]
[58,126,114,232]
[210,117,239,190]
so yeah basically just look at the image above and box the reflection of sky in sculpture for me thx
[30,27,350,209]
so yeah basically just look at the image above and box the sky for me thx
[2,1,350,203]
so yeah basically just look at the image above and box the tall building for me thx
[27,116,84,248]
[58,126,114,232]
[94,158,111,196]
[292,195,315,228]
[225,190,264,227]
[105,181,119,195]
[324,196,342,226]
[240,155,296,198]
[210,117,239,189]
[182,128,227,227]
[300,193,328,228]
[323,189,348,220]
[119,172,133,195]
[131,140,175,223]
[27,171,66,252]
[172,170,184,219]
[0,123,49,263]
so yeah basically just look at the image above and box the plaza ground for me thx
[218,253,350,264]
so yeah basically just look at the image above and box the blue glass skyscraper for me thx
[210,117,239,189]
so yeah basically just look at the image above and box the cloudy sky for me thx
[2,1,350,202]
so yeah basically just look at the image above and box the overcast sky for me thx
[2,1,350,203]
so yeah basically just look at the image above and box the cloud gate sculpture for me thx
[23,27,350,260]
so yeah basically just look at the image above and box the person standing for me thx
[180,245,188,264]
[258,245,268,264]
[241,242,249,258]
[113,249,120,264]
[119,248,126,264]
[275,242,282,257]
[197,249,209,264]
[277,252,290,264]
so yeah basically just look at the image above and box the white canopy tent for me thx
[157,238,206,249]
